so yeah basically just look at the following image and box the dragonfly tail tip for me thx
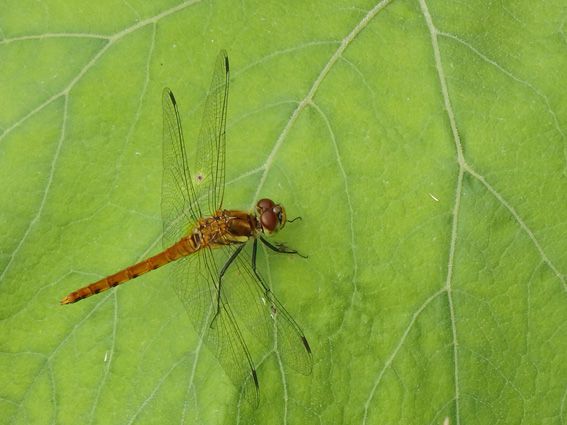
[60,295,73,305]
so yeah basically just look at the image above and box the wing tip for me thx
[218,49,229,72]
[252,368,259,388]
[249,368,260,408]
[168,90,177,105]
[302,336,312,354]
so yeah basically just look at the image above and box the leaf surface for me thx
[0,1,566,424]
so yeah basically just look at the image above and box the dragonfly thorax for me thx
[256,198,286,234]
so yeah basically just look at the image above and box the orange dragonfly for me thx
[61,50,313,406]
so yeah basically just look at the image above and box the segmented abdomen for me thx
[60,236,198,304]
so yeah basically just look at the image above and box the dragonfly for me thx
[61,50,312,407]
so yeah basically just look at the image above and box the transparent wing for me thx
[162,50,229,247]
[163,52,258,406]
[170,247,260,407]
[194,50,230,215]
[220,244,313,375]
[161,88,202,247]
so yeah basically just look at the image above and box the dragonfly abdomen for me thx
[60,237,197,304]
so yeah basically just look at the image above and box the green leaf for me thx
[1,1,566,424]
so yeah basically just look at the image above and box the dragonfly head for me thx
[256,198,287,234]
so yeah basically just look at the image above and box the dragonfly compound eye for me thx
[260,210,278,232]
[257,198,275,212]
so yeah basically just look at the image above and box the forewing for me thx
[262,280,313,375]
[171,248,259,407]
[220,245,313,375]
[162,88,201,247]
[194,50,230,215]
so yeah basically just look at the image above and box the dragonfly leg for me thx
[259,236,308,259]
[211,243,245,327]
[251,239,270,293]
